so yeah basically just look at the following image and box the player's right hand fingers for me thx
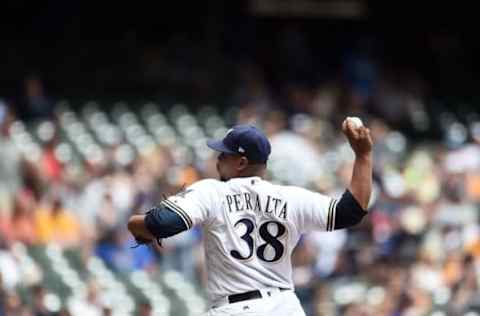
[358,128,373,147]
[360,127,371,139]
[346,121,360,139]
[358,126,366,138]
[365,128,373,145]
[342,120,353,140]
[342,119,348,134]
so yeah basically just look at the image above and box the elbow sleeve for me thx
[333,190,368,230]
[144,205,188,239]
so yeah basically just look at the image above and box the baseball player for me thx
[128,118,373,316]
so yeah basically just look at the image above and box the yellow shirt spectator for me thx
[35,199,81,247]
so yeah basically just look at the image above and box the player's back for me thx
[164,176,335,303]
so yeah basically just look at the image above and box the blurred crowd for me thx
[0,62,479,316]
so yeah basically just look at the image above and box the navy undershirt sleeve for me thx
[333,189,368,230]
[144,205,188,239]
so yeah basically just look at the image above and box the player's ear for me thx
[238,156,249,171]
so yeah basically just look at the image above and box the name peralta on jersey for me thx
[161,176,337,303]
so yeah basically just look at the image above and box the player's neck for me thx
[236,165,266,179]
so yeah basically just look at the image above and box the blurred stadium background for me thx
[1,1,479,315]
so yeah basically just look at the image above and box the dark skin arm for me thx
[342,119,373,210]
[127,215,154,241]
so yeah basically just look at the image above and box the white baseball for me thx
[347,116,363,128]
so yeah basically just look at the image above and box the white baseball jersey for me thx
[162,176,337,304]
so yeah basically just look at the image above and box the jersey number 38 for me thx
[230,218,287,263]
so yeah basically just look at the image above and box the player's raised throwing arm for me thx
[312,117,373,231]
[287,118,373,233]
[342,117,373,210]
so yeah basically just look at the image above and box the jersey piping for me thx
[326,198,338,231]
[162,199,194,229]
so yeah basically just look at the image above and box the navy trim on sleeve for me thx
[162,199,193,229]
[333,190,368,230]
[144,205,188,239]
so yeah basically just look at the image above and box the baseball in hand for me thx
[347,116,364,129]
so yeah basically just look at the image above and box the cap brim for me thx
[207,139,237,155]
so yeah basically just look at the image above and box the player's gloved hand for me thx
[135,235,152,244]
[342,118,373,157]
[131,235,151,248]
[131,235,162,248]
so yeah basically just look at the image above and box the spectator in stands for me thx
[159,228,200,281]
[96,193,118,233]
[85,280,103,316]
[102,308,112,316]
[55,309,71,316]
[0,231,22,296]
[0,290,23,316]
[21,75,54,121]
[35,196,81,248]
[0,104,22,215]
[78,164,109,228]
[0,190,37,245]
[138,301,152,316]
[95,228,156,272]
[31,284,50,316]
[39,137,63,184]
[67,280,103,316]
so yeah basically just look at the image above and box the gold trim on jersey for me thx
[162,199,193,229]
[327,198,338,231]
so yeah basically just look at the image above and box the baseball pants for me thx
[204,288,306,316]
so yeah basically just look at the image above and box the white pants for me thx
[204,289,306,316]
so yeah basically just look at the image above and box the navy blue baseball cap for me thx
[207,124,271,163]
